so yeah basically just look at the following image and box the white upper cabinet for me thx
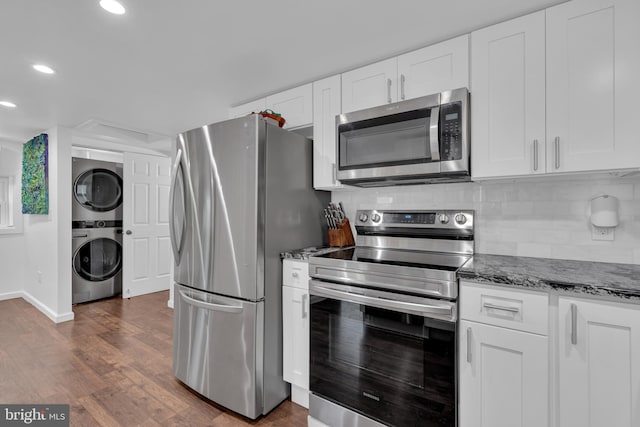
[341,58,398,113]
[546,0,640,173]
[471,12,546,178]
[473,0,640,179]
[265,83,312,129]
[228,83,312,129]
[398,35,469,101]
[558,297,640,427]
[342,36,469,113]
[313,75,344,190]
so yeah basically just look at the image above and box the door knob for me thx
[125,230,132,235]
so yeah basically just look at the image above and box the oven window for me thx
[310,296,455,427]
[338,109,434,170]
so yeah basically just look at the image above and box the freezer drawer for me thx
[173,284,263,418]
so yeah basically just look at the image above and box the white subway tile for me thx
[517,243,552,258]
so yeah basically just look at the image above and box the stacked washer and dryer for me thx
[71,158,124,304]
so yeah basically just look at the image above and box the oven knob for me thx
[371,213,381,223]
[359,213,369,223]
[439,214,450,224]
[455,213,467,225]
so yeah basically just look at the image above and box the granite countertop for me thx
[280,246,346,261]
[459,254,640,303]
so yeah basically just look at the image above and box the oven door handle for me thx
[309,280,455,321]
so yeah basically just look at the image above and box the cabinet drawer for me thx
[282,259,310,289]
[460,281,548,335]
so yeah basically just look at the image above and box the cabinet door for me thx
[459,320,548,427]
[471,11,546,179]
[546,0,640,172]
[312,75,344,190]
[282,286,309,389]
[228,98,266,119]
[558,297,640,427]
[265,84,313,129]
[341,58,397,113]
[397,34,469,101]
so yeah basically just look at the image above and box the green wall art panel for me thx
[21,133,49,215]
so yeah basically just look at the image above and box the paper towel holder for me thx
[590,195,619,228]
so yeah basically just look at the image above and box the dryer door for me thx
[74,168,123,212]
[73,237,122,281]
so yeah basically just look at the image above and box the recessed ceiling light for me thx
[0,101,17,108]
[100,0,126,15]
[33,64,55,74]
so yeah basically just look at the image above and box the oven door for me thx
[309,280,457,427]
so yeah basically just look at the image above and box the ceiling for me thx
[0,0,567,151]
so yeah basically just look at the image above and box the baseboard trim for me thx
[21,291,75,323]
[167,298,174,309]
[0,291,23,301]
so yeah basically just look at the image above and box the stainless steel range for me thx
[308,209,474,427]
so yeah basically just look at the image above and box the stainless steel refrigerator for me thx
[169,115,329,419]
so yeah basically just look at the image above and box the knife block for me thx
[328,218,355,247]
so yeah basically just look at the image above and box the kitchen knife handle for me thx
[387,78,392,103]
[466,327,472,363]
[571,303,577,345]
[301,294,308,319]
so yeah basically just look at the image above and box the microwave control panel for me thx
[440,102,463,161]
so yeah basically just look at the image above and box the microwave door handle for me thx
[429,106,440,162]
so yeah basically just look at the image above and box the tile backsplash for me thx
[332,173,640,265]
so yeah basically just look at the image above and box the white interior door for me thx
[123,152,172,298]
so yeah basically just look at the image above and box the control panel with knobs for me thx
[354,209,473,230]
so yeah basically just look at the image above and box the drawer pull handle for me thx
[571,303,578,345]
[466,327,472,363]
[483,302,520,314]
[292,271,299,278]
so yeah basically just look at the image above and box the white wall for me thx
[23,127,74,322]
[0,234,25,297]
[333,173,640,265]
[0,140,25,298]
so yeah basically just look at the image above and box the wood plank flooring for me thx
[0,291,308,426]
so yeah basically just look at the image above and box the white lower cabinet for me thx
[459,281,549,427]
[459,320,548,427]
[282,259,310,408]
[558,297,640,427]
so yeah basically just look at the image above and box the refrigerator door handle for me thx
[169,147,187,263]
[178,290,243,313]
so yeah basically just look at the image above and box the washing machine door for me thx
[74,168,123,212]
[73,237,122,281]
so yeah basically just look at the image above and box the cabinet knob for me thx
[125,230,132,235]
[292,271,299,278]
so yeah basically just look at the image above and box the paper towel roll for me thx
[590,195,619,227]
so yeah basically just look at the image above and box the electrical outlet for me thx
[592,226,614,241]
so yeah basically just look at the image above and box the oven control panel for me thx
[355,209,474,229]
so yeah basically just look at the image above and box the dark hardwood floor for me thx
[0,291,308,426]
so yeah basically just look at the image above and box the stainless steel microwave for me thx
[336,87,469,186]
